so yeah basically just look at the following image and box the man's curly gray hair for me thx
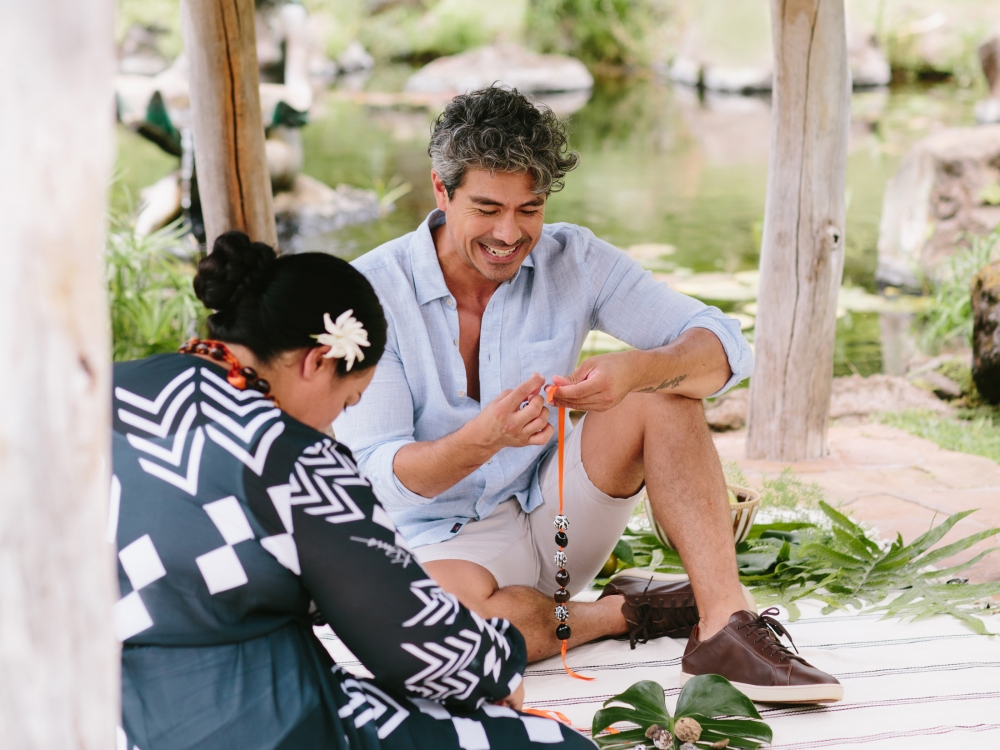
[428,85,580,198]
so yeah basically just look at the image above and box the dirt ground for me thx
[714,421,1000,583]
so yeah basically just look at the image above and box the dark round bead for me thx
[194,342,210,355]
[241,366,257,379]
[555,531,568,548]
[209,346,225,360]
[556,624,571,641]
[555,568,570,587]
[253,378,270,393]
[553,588,570,604]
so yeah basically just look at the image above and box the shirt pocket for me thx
[519,333,578,385]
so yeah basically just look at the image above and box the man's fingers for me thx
[521,413,550,435]
[551,375,602,402]
[526,424,555,445]
[507,373,545,404]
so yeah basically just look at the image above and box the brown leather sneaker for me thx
[598,571,701,646]
[681,608,843,704]
[599,570,759,648]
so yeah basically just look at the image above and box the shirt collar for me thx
[409,209,536,305]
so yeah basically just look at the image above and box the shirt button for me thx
[453,338,459,346]
[487,458,493,464]
[446,298,455,307]
[458,390,465,398]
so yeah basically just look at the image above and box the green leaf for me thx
[592,680,670,738]
[696,716,774,744]
[593,728,648,749]
[903,510,978,557]
[613,538,636,567]
[675,675,762,719]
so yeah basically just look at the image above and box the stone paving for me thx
[714,421,1000,583]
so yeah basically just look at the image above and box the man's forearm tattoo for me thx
[637,374,688,393]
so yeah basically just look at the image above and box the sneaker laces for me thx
[736,607,803,662]
[625,577,697,648]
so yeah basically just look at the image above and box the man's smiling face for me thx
[432,168,546,284]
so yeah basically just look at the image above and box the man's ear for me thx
[430,170,450,212]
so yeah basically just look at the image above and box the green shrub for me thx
[526,0,671,70]
[107,218,206,362]
[919,227,1000,354]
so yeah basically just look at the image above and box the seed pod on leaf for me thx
[710,740,730,749]
[679,743,698,750]
[644,724,672,750]
[673,717,702,743]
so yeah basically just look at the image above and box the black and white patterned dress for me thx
[111,354,593,750]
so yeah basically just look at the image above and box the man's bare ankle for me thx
[697,602,751,641]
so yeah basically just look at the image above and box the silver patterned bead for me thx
[553,550,567,568]
[553,514,569,531]
[679,744,698,750]
[554,604,569,621]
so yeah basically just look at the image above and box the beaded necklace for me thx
[546,386,594,681]
[179,338,280,407]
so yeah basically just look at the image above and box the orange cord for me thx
[546,386,595,682]
[521,708,574,726]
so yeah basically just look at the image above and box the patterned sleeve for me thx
[246,435,527,712]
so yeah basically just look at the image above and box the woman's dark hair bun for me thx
[194,231,277,311]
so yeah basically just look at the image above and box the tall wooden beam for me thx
[0,0,118,745]
[180,0,277,249]
[746,0,851,460]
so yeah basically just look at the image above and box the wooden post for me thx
[0,0,119,746]
[180,0,277,249]
[746,0,851,461]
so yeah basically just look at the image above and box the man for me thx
[336,86,842,703]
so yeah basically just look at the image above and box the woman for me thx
[112,232,593,749]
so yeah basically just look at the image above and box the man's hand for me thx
[549,352,637,412]
[473,373,554,451]
[495,680,525,711]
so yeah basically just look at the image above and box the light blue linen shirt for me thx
[334,210,754,548]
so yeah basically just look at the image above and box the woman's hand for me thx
[495,680,525,711]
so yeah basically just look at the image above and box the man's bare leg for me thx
[423,559,628,663]
[422,392,744,660]
[581,392,748,638]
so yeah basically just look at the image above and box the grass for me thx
[877,408,1000,465]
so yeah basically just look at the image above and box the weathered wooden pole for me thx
[180,0,278,249]
[0,0,119,746]
[746,0,851,461]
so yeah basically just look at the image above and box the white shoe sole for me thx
[611,569,758,613]
[679,671,844,704]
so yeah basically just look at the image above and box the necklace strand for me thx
[179,338,280,407]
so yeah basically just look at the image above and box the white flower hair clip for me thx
[314,310,370,371]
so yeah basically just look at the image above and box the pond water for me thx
[115,71,980,377]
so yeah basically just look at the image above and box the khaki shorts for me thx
[412,414,643,597]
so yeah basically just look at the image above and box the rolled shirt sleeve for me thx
[581,227,754,396]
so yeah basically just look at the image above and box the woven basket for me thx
[642,484,761,550]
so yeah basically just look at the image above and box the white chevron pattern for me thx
[138,427,205,496]
[337,675,409,740]
[266,440,366,532]
[400,630,483,702]
[402,579,459,628]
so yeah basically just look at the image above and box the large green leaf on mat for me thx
[592,676,772,749]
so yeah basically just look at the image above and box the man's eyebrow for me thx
[468,196,545,208]
[469,196,504,207]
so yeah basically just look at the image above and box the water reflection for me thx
[115,74,979,376]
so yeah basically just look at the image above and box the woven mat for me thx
[317,599,1000,749]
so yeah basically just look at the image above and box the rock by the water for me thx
[118,24,170,77]
[405,43,593,95]
[274,175,381,250]
[666,0,888,93]
[338,41,374,74]
[972,261,1000,404]
[876,125,1000,290]
[977,30,1000,125]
